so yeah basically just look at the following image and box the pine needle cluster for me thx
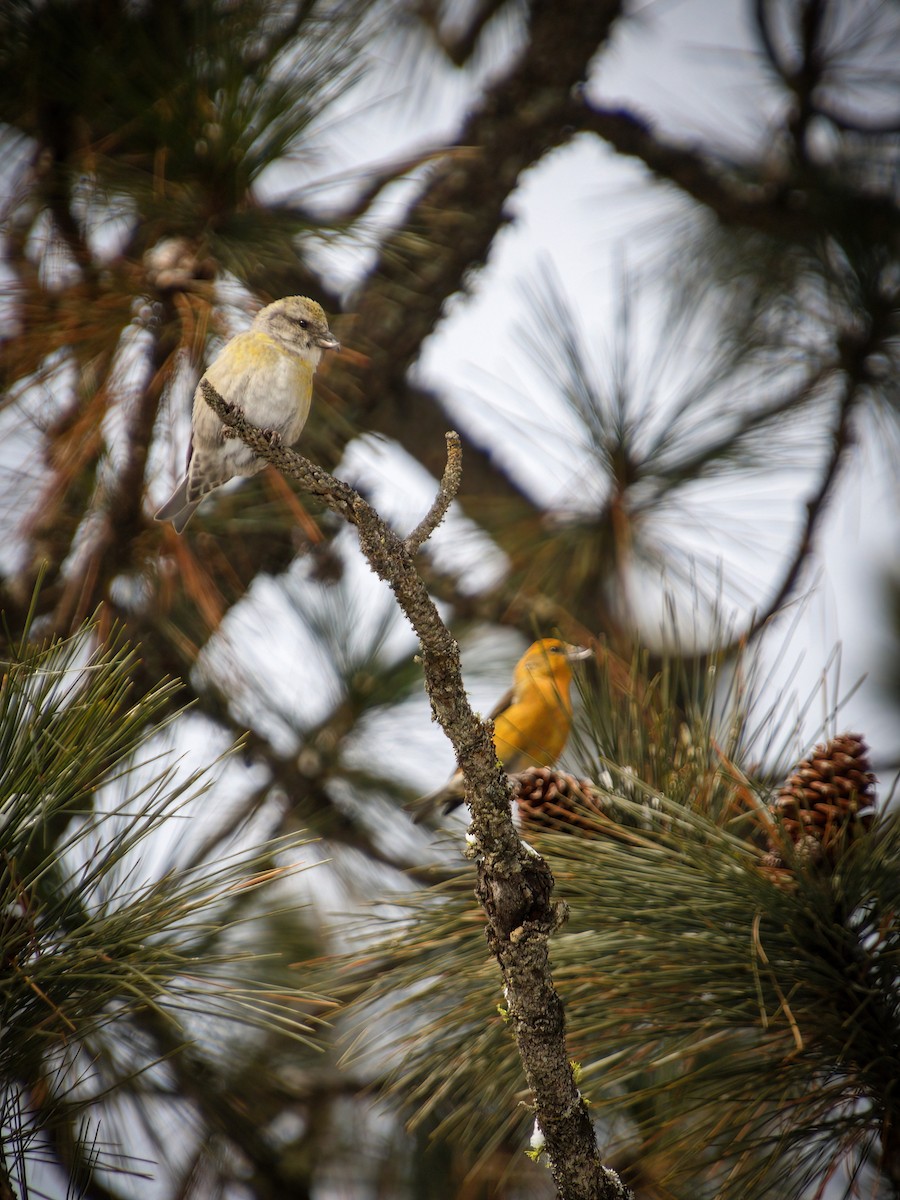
[337,644,900,1200]
[0,615,327,1194]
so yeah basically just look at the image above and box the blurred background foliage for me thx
[1,0,899,1197]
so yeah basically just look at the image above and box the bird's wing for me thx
[487,685,516,723]
[405,773,467,823]
[492,703,541,774]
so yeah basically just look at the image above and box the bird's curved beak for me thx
[316,331,341,351]
[564,644,592,662]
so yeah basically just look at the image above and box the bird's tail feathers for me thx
[405,776,466,825]
[155,478,201,533]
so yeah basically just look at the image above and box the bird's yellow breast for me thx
[204,330,315,443]
[207,331,314,382]
[492,659,574,772]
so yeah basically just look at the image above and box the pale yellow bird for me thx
[155,296,339,532]
[408,638,592,823]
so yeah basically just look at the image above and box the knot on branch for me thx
[477,849,557,941]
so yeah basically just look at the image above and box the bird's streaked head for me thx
[255,295,340,361]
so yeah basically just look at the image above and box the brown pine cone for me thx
[768,733,876,866]
[514,767,615,837]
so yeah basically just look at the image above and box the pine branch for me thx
[182,703,445,887]
[329,0,624,512]
[747,379,855,640]
[24,1099,134,1200]
[242,0,319,71]
[747,308,894,640]
[52,301,180,634]
[137,1010,312,1196]
[6,0,623,653]
[754,0,827,163]
[571,94,899,246]
[199,377,633,1200]
[571,101,816,242]
[412,0,513,67]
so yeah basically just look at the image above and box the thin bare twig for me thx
[746,383,856,641]
[404,431,462,554]
[745,301,894,641]
[199,378,631,1200]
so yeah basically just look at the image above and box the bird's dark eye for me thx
[296,318,309,329]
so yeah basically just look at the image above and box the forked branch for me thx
[198,379,631,1200]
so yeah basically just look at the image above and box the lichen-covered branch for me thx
[199,380,632,1200]
[403,431,462,555]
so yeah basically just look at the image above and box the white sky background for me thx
[246,0,900,796]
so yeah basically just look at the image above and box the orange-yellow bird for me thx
[408,638,591,823]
